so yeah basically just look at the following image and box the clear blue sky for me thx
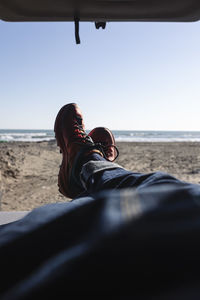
[0,20,199,130]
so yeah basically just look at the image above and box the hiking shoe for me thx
[88,127,119,162]
[54,103,103,198]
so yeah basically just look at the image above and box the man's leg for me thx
[54,103,185,200]
[54,103,121,199]
[80,152,183,195]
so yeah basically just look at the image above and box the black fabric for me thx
[1,183,200,299]
[1,0,200,22]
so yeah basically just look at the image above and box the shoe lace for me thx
[71,119,92,144]
[71,117,119,161]
[95,142,119,162]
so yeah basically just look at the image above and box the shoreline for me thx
[1,140,200,143]
[0,141,200,211]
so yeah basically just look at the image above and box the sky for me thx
[0,20,199,131]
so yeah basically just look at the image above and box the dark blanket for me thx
[1,184,200,299]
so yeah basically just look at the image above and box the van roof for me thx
[0,0,200,22]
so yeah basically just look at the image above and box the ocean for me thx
[1,129,200,142]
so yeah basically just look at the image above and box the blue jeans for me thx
[79,153,185,195]
[1,154,200,298]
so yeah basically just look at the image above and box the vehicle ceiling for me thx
[0,0,200,22]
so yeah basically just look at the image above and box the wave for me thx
[0,130,55,142]
[1,130,200,143]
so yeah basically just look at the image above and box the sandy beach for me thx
[0,141,200,211]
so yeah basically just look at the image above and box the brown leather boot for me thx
[89,127,119,162]
[54,103,103,198]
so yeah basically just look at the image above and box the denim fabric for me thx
[1,183,200,298]
[1,153,200,298]
[80,160,122,189]
[80,154,184,195]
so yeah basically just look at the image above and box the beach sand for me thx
[0,141,200,211]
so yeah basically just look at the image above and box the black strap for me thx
[74,17,80,44]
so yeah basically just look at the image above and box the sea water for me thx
[1,129,200,142]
